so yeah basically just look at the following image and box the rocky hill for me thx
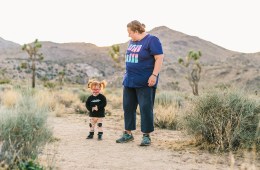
[0,26,259,92]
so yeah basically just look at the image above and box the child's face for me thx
[91,85,101,95]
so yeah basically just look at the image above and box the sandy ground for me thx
[40,114,259,170]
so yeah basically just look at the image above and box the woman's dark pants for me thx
[123,86,156,133]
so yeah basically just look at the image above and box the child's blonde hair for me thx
[87,79,107,90]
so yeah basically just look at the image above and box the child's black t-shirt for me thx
[85,94,107,117]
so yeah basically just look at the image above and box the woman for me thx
[116,20,164,146]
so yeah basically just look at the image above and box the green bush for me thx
[18,159,43,170]
[155,91,184,107]
[0,79,11,84]
[0,89,52,167]
[44,82,56,89]
[79,92,90,103]
[183,89,260,152]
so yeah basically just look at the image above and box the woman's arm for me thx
[148,54,164,87]
[152,54,164,76]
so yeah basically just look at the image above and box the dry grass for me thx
[105,88,123,117]
[71,100,86,114]
[153,90,184,130]
[34,89,86,117]
[154,104,179,130]
[106,93,122,110]
[34,89,75,117]
[35,89,57,111]
[55,90,79,108]
[229,150,259,170]
[0,90,21,108]
[53,103,68,117]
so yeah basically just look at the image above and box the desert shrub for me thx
[56,90,78,107]
[154,105,179,130]
[35,90,56,112]
[79,92,90,103]
[0,84,12,92]
[18,159,43,170]
[44,81,56,89]
[53,103,67,117]
[1,89,21,108]
[0,89,52,168]
[73,100,87,114]
[155,91,183,107]
[105,88,121,96]
[214,83,232,90]
[154,91,184,130]
[106,89,122,110]
[183,88,260,152]
[0,79,11,84]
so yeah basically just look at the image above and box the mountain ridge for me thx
[0,26,259,91]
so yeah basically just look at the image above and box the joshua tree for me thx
[108,44,125,87]
[109,44,125,70]
[178,50,202,96]
[109,44,120,63]
[22,39,43,88]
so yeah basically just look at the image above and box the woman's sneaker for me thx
[116,131,134,143]
[140,134,151,146]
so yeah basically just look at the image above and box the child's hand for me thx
[92,105,98,111]
[94,105,98,111]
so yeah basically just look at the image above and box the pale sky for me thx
[1,0,259,53]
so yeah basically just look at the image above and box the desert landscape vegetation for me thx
[0,26,259,169]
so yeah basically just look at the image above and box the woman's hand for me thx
[148,74,157,87]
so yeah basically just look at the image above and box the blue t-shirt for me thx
[123,34,163,88]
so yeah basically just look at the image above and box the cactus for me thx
[22,39,43,88]
[178,50,202,96]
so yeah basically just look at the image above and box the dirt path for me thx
[41,114,257,170]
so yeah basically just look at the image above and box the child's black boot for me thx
[86,132,94,139]
[98,132,103,140]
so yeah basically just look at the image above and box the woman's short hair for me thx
[127,20,146,33]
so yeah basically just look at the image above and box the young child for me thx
[85,80,107,140]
